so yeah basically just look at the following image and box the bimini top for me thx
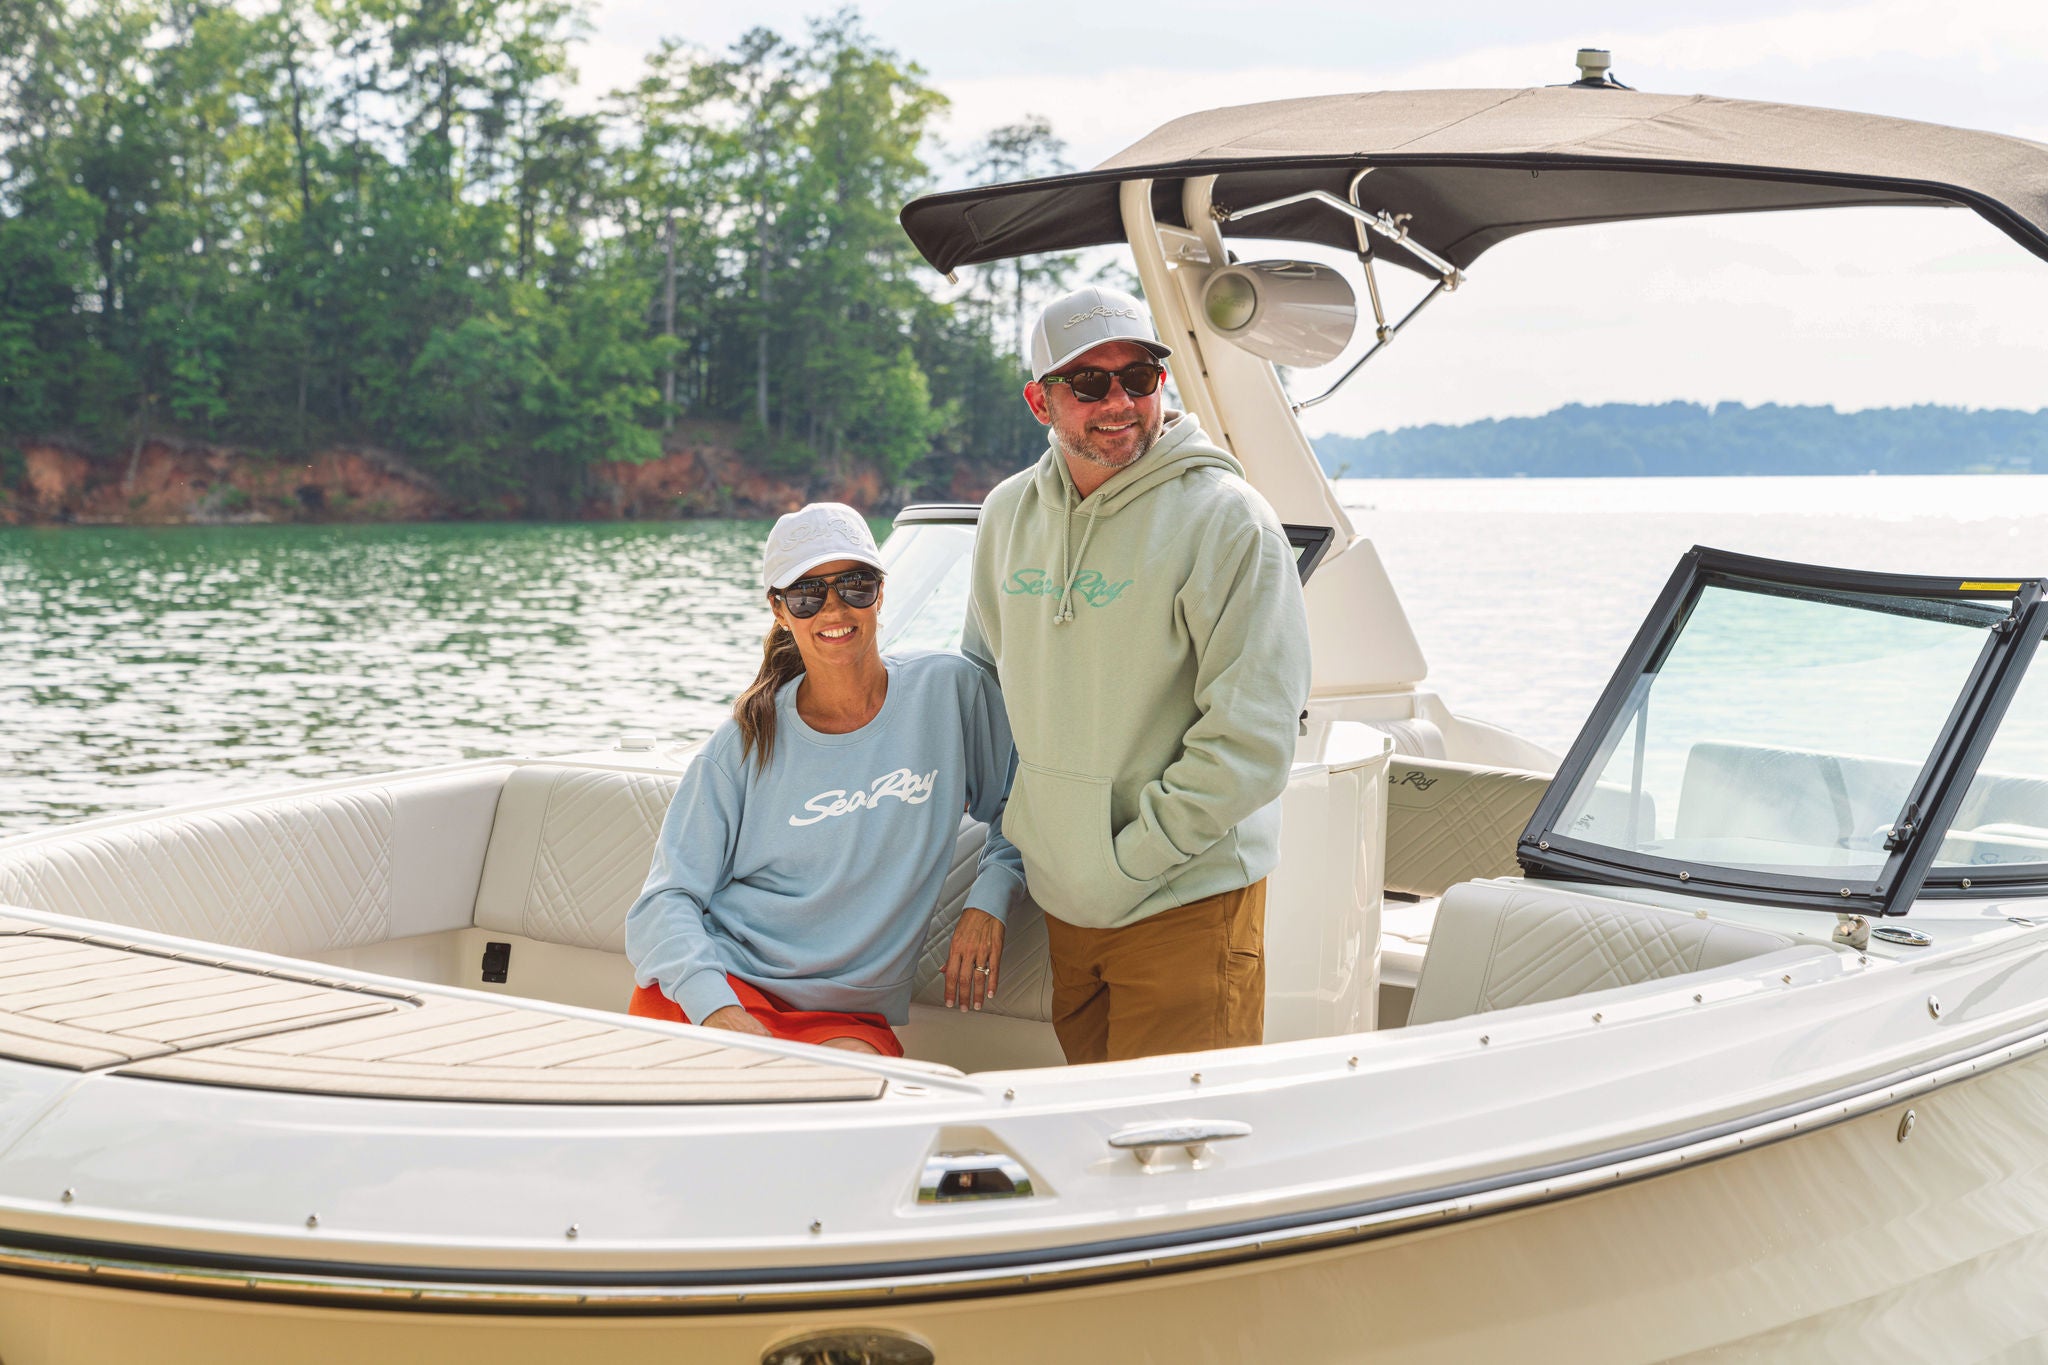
[901,87,2048,277]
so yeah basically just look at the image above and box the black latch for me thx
[481,940,512,984]
[1883,802,1920,852]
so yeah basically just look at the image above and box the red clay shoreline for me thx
[2,432,1008,527]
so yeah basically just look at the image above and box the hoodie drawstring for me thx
[1054,499,1102,626]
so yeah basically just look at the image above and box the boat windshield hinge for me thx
[1212,170,1464,413]
[1882,803,1921,852]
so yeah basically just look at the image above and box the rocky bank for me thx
[1,428,1007,526]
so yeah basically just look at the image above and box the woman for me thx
[625,503,1018,1055]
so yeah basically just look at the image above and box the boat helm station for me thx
[1,50,2047,1365]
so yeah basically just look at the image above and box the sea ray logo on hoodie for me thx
[789,768,939,826]
[1003,569,1132,608]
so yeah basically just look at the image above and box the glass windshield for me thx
[1552,579,2006,881]
[877,522,974,654]
[1938,628,2048,869]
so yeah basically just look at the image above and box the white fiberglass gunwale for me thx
[0,888,2042,1311]
[3,995,2043,1314]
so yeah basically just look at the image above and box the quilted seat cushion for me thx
[1408,880,1802,1026]
[0,768,506,958]
[1385,757,1548,898]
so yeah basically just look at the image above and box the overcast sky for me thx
[574,1,2048,436]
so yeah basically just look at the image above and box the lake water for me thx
[2,474,2045,836]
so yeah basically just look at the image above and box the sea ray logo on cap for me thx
[1066,304,1140,329]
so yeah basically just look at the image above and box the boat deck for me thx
[0,918,884,1104]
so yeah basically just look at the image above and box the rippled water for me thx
[3,476,2045,835]
[0,521,791,831]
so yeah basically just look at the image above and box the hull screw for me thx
[809,1220,823,1235]
[1347,1055,1359,1069]
[1898,1109,1917,1142]
[1928,995,1943,1020]
[1478,1034,1490,1046]
[60,1189,74,1204]
[1190,1072,1202,1085]
[1003,1088,1015,1101]
[305,1214,319,1229]
[566,1224,579,1240]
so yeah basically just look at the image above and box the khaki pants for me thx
[1043,879,1266,1064]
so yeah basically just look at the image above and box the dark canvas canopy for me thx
[901,88,2048,278]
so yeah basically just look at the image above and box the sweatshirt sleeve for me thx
[1112,516,1312,883]
[623,749,746,1023]
[960,663,1024,924]
[961,557,1026,925]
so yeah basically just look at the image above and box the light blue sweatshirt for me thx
[625,651,1021,1026]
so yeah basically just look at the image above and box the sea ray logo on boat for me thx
[1394,770,1438,792]
[789,768,939,826]
[1003,569,1133,608]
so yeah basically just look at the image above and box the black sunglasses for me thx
[775,568,882,618]
[1042,362,1166,403]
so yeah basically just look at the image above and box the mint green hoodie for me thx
[965,413,1312,930]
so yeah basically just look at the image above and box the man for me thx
[944,284,1312,1063]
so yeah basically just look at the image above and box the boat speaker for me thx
[1200,259,1357,368]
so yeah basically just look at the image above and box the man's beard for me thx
[1054,417,1160,471]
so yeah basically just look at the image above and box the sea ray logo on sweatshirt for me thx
[789,768,939,826]
[1003,569,1133,608]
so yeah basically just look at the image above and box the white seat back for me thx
[0,768,507,958]
[1385,757,1546,898]
[1408,879,1808,1026]
[472,766,678,952]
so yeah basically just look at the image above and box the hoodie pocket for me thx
[1005,761,1157,922]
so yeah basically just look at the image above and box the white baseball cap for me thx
[760,502,884,590]
[1027,285,1172,379]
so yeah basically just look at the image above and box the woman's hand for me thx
[700,1004,773,1036]
[944,908,1005,1011]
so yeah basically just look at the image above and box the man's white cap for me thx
[761,502,883,590]
[1027,285,1172,379]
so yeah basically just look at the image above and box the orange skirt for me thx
[629,975,903,1056]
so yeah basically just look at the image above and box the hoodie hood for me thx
[1032,413,1242,624]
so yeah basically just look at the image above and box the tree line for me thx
[1316,402,2048,479]
[0,1,1066,513]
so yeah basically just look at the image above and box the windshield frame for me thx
[1518,546,2048,916]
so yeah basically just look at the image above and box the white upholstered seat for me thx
[1407,879,1818,1026]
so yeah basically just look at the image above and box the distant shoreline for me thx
[1315,401,2045,481]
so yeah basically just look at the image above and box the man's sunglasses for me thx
[1041,362,1166,403]
[774,568,882,618]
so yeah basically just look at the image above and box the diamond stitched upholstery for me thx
[0,790,396,958]
[1385,757,1547,898]
[1408,880,1801,1026]
[472,767,678,952]
[911,818,1053,1021]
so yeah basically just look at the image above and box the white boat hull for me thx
[4,1039,2046,1365]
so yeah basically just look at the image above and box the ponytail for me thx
[735,617,805,766]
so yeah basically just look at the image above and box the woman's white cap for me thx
[761,503,883,589]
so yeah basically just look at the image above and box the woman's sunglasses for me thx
[775,568,882,618]
[1041,362,1166,403]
